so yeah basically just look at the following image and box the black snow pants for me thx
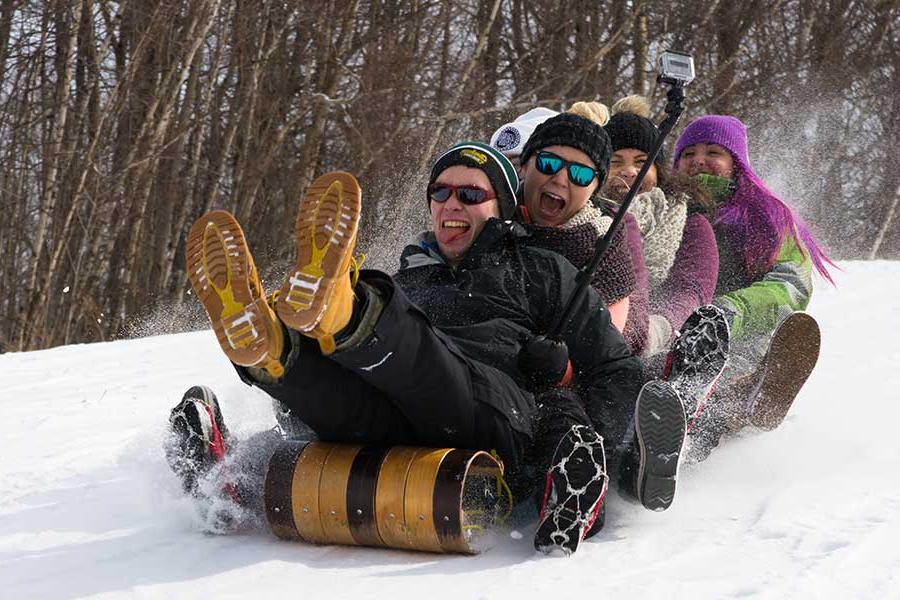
[244,271,568,476]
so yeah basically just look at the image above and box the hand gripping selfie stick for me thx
[518,51,694,390]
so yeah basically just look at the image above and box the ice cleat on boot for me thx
[663,304,730,432]
[581,500,606,540]
[185,210,284,377]
[166,386,231,495]
[276,172,362,355]
[632,380,687,512]
[534,425,608,556]
[748,311,820,430]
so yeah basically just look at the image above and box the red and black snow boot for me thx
[662,304,730,432]
[534,425,608,556]
[166,385,231,495]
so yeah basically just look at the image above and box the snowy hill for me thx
[2,261,898,600]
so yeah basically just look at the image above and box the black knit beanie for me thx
[605,112,665,165]
[520,113,612,186]
[428,141,519,220]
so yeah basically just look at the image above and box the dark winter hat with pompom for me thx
[520,113,612,186]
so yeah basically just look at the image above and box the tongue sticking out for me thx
[437,221,470,244]
[538,192,565,222]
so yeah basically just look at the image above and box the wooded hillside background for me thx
[2,0,898,351]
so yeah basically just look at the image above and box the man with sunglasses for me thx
[396,141,653,553]
[170,141,649,556]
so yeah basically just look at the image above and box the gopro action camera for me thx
[658,50,695,86]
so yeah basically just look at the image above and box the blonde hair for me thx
[566,101,610,126]
[610,95,652,118]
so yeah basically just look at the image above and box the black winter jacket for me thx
[394,219,644,446]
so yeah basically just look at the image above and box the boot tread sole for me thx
[277,172,361,333]
[534,427,607,556]
[667,305,730,430]
[635,381,686,512]
[186,210,272,367]
[750,312,820,430]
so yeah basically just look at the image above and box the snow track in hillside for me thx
[1,261,898,599]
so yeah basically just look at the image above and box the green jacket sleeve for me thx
[715,232,813,339]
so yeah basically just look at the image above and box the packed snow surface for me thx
[1,261,898,599]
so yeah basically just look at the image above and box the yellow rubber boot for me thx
[185,210,285,378]
[276,172,362,354]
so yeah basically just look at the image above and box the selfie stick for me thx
[547,78,687,339]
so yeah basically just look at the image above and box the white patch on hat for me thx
[493,126,521,152]
[490,107,559,159]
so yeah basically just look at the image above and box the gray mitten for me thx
[646,314,674,356]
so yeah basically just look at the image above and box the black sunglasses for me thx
[428,183,496,205]
[534,151,599,187]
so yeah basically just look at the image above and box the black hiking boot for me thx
[662,304,730,432]
[534,425,608,556]
[620,381,687,512]
[165,385,231,495]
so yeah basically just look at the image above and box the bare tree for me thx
[1,0,898,352]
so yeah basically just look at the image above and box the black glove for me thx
[517,335,570,393]
[665,86,684,113]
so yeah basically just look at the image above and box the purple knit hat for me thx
[673,115,750,168]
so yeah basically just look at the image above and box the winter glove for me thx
[645,314,674,357]
[664,85,685,114]
[517,335,571,393]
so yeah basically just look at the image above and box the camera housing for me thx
[658,50,695,86]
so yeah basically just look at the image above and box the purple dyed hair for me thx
[674,115,835,283]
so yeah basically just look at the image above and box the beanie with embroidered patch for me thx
[428,141,519,220]
[490,107,559,161]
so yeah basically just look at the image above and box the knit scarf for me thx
[627,187,688,289]
[563,202,612,237]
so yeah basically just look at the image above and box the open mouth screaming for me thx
[538,191,566,221]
